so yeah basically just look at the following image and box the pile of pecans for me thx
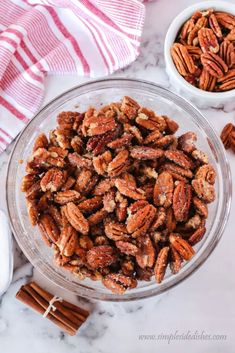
[171,9,235,92]
[21,96,216,294]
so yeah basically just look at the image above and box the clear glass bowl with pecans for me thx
[164,1,235,106]
[7,79,231,301]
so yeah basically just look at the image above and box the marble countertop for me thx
[1,0,235,352]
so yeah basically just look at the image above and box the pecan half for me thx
[56,224,78,257]
[77,196,103,213]
[193,197,208,218]
[65,202,89,234]
[153,172,174,208]
[192,178,215,203]
[116,241,139,256]
[219,40,235,68]
[165,150,194,169]
[38,214,60,246]
[120,96,140,119]
[173,182,192,222]
[199,68,217,91]
[170,245,182,274]
[40,169,66,192]
[171,43,196,76]
[188,226,207,245]
[54,190,81,205]
[136,236,155,269]
[154,246,169,283]
[220,123,235,150]
[102,273,137,294]
[136,108,166,131]
[107,149,130,177]
[82,111,116,136]
[217,69,235,91]
[209,13,222,38]
[126,204,156,238]
[130,146,164,160]
[195,164,216,184]
[198,28,219,53]
[114,178,146,200]
[105,222,129,241]
[201,52,228,78]
[169,234,195,260]
[87,245,117,269]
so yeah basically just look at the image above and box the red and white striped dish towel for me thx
[0,0,146,152]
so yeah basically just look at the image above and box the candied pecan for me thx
[21,174,39,192]
[143,130,162,145]
[130,146,164,160]
[33,133,48,152]
[77,196,103,213]
[136,266,153,281]
[178,132,197,154]
[87,208,107,226]
[154,246,169,283]
[121,259,135,276]
[124,123,143,143]
[116,241,139,256]
[114,178,145,200]
[126,204,156,238]
[93,151,112,175]
[82,111,116,136]
[185,214,201,230]
[191,149,209,165]
[56,224,78,257]
[195,164,216,184]
[193,197,208,218]
[105,221,129,241]
[75,169,98,195]
[65,202,89,234]
[87,129,120,156]
[93,179,113,195]
[78,235,94,250]
[25,180,42,200]
[153,172,174,208]
[209,13,222,38]
[28,148,65,169]
[170,245,182,275]
[103,190,116,213]
[173,182,192,222]
[192,178,215,203]
[140,166,158,180]
[136,109,166,132]
[153,135,176,149]
[37,191,52,211]
[68,152,92,169]
[217,69,235,91]
[165,207,177,233]
[188,226,206,245]
[159,162,193,180]
[169,234,195,261]
[71,136,83,154]
[220,123,235,149]
[47,205,63,228]
[38,214,60,246]
[94,235,110,246]
[53,128,73,149]
[54,190,81,205]
[128,200,149,215]
[198,28,219,53]
[164,116,179,134]
[107,133,133,149]
[120,96,140,119]
[102,273,137,294]
[165,150,194,169]
[61,176,76,191]
[151,207,166,231]
[40,168,65,192]
[26,200,39,226]
[115,192,128,222]
[57,111,81,130]
[201,52,228,78]
[171,43,196,76]
[87,245,117,269]
[136,236,155,269]
[107,149,130,177]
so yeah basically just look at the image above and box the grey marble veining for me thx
[1,0,235,352]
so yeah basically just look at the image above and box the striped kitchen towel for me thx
[0,0,145,152]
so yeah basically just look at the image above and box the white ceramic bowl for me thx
[164,1,235,107]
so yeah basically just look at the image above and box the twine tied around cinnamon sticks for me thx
[16,282,89,336]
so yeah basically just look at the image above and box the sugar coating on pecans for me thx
[21,97,216,294]
[171,9,235,92]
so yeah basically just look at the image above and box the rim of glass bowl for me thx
[6,78,232,302]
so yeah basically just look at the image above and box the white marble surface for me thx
[1,0,235,352]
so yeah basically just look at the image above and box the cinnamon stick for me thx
[16,282,89,336]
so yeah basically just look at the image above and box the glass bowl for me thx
[6,78,231,301]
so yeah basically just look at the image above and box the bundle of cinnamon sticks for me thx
[16,282,89,336]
